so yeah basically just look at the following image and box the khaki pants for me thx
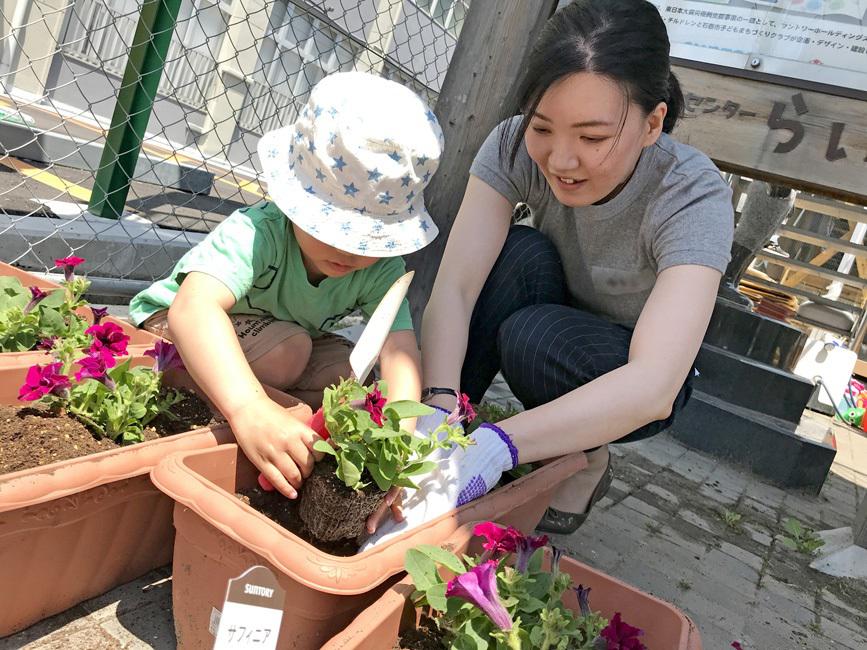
[141,310,353,393]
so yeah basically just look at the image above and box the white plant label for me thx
[213,566,285,650]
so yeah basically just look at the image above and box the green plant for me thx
[719,508,743,531]
[676,578,692,591]
[405,522,646,650]
[0,261,91,353]
[313,378,471,492]
[779,517,825,555]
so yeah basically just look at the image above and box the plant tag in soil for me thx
[213,565,285,650]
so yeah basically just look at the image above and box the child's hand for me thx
[228,395,324,499]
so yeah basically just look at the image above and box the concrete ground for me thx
[2,375,866,649]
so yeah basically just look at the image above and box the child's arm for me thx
[378,329,421,403]
[167,272,320,499]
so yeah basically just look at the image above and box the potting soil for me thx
[235,486,359,556]
[394,615,444,650]
[0,390,219,473]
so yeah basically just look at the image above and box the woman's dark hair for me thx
[502,0,684,166]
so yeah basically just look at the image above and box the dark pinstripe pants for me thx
[460,225,693,444]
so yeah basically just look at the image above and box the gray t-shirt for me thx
[470,117,734,327]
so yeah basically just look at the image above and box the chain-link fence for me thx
[0,0,468,296]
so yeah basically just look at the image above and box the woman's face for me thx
[524,72,666,207]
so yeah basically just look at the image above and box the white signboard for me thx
[650,1,867,94]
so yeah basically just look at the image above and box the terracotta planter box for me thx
[0,262,162,378]
[324,528,703,650]
[150,444,587,649]
[0,362,312,636]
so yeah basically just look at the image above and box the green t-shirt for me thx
[128,201,414,337]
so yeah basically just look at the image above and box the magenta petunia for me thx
[446,560,513,631]
[599,612,646,650]
[90,306,109,325]
[74,348,117,389]
[363,386,387,426]
[36,336,58,352]
[86,322,129,357]
[143,340,185,373]
[55,256,85,282]
[731,643,744,650]
[473,521,524,557]
[447,391,476,425]
[23,286,48,314]
[18,362,70,401]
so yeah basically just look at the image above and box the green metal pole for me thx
[88,0,182,219]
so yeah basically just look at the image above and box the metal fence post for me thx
[88,0,182,219]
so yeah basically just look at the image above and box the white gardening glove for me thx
[361,419,518,549]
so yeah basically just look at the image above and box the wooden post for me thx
[854,495,867,548]
[406,0,561,327]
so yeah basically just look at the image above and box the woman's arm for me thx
[421,176,515,410]
[501,264,721,462]
[379,329,422,403]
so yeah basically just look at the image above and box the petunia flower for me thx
[474,521,522,558]
[574,584,592,617]
[363,386,387,426]
[598,612,646,650]
[86,322,130,357]
[552,545,563,579]
[143,340,185,373]
[23,286,48,314]
[731,643,744,650]
[36,336,58,352]
[18,362,71,401]
[515,532,548,573]
[90,306,109,325]
[54,256,85,282]
[446,560,513,631]
[447,392,476,425]
[74,348,117,390]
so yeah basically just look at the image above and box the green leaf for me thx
[366,462,393,492]
[414,545,466,574]
[784,518,802,537]
[425,581,448,612]
[312,440,336,455]
[401,460,437,477]
[39,289,66,308]
[337,456,362,489]
[528,547,544,573]
[128,402,146,420]
[384,400,435,419]
[780,536,799,551]
[405,548,439,591]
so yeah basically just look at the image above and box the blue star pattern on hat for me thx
[257,71,444,257]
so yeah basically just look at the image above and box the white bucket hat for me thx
[257,71,444,257]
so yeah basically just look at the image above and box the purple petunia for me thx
[86,322,129,357]
[90,306,109,325]
[18,362,70,401]
[574,583,592,617]
[514,531,548,573]
[36,336,58,352]
[446,560,513,631]
[143,340,185,373]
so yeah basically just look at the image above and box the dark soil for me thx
[0,389,219,473]
[236,486,359,556]
[298,458,386,542]
[394,616,444,650]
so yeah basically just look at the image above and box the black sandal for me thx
[535,453,614,535]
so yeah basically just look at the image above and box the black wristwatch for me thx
[420,386,458,403]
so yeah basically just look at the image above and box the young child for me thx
[129,72,443,500]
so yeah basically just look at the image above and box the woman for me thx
[366,0,733,544]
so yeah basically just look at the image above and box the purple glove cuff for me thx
[479,422,519,469]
